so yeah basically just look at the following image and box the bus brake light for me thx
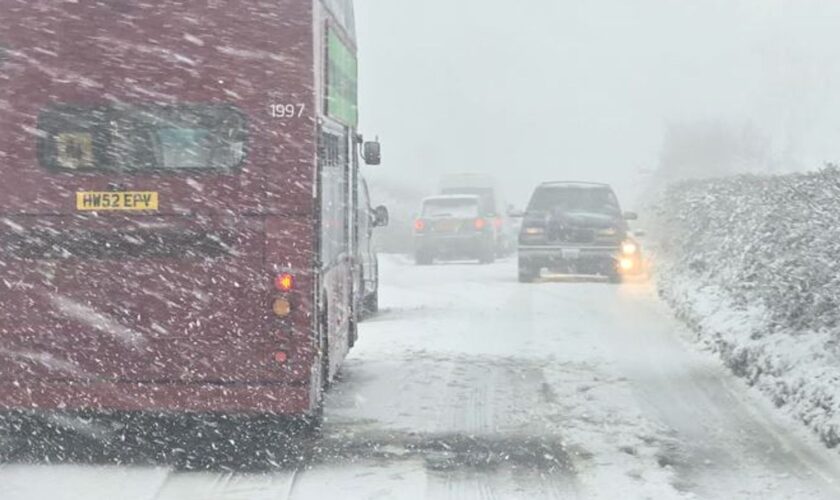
[275,273,295,292]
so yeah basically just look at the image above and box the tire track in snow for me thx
[282,468,300,500]
[147,468,178,500]
[473,476,500,500]
[454,363,495,435]
[430,466,576,499]
[435,474,497,500]
[205,471,236,497]
[140,467,303,500]
[543,470,580,499]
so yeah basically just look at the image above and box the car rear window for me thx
[423,198,479,218]
[528,187,620,215]
[37,104,247,172]
[441,188,496,214]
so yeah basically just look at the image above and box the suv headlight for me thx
[622,241,638,255]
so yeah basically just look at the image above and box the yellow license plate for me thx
[76,192,159,211]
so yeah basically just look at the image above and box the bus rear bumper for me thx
[0,380,313,416]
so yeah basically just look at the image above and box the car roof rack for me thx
[422,194,481,202]
[538,181,610,188]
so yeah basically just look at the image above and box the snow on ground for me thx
[328,256,684,499]
[4,255,840,499]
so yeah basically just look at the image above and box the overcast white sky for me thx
[356,0,840,207]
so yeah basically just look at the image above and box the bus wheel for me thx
[244,414,317,463]
[293,303,330,436]
[363,288,379,315]
[292,403,324,437]
[319,302,331,390]
[348,311,358,349]
[308,337,329,432]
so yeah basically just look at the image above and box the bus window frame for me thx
[317,123,351,268]
[35,103,250,175]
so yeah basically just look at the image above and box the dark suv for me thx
[414,195,496,265]
[517,182,642,283]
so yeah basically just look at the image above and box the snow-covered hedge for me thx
[653,167,840,448]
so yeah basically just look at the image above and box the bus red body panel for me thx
[0,1,360,416]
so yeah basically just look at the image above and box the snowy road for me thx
[4,255,840,499]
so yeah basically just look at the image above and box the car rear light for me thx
[275,273,295,292]
[414,219,426,232]
[493,217,503,229]
[474,218,487,230]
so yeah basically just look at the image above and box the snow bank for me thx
[652,166,840,448]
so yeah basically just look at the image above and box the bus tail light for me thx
[273,297,292,317]
[275,273,295,292]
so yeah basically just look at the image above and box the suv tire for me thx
[518,263,538,283]
[479,245,495,264]
[415,251,433,266]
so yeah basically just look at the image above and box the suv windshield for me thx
[528,186,620,215]
[37,104,247,172]
[423,198,479,218]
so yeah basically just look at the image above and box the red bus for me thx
[0,0,379,427]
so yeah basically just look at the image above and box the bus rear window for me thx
[37,104,247,172]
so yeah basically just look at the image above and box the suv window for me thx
[37,104,247,172]
[528,186,620,215]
